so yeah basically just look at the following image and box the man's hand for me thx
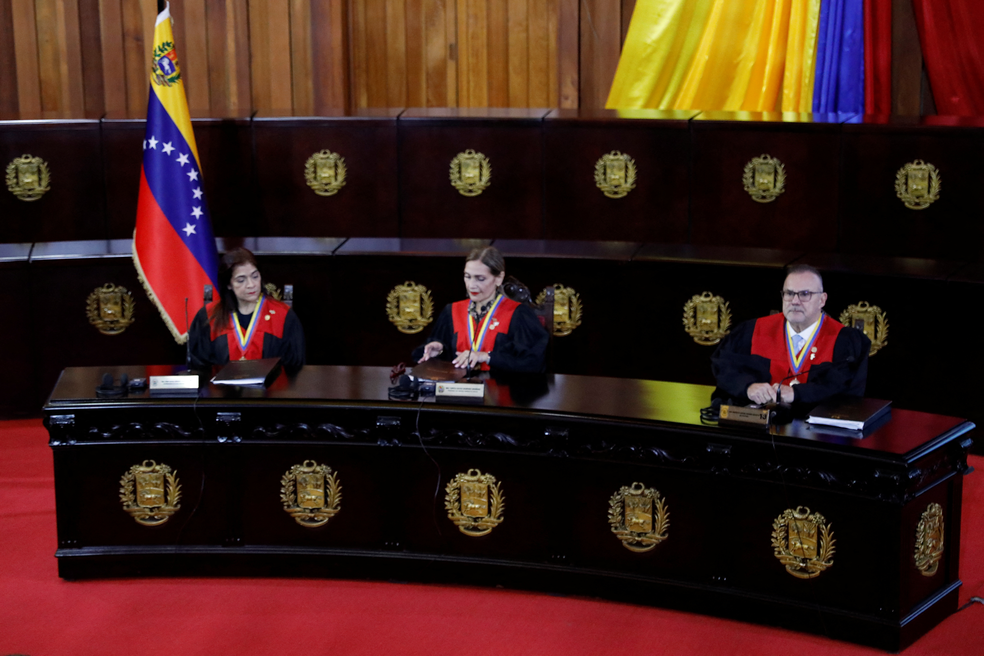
[419,341,444,362]
[453,350,490,369]
[747,382,777,404]
[777,384,795,404]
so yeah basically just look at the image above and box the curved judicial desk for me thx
[44,365,974,651]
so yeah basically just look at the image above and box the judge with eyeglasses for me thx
[711,264,870,408]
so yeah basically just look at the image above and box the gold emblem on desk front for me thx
[895,160,940,210]
[304,149,347,196]
[6,154,51,201]
[450,149,491,196]
[742,154,786,203]
[386,281,434,334]
[119,460,182,526]
[608,482,669,553]
[772,506,836,579]
[914,503,944,576]
[682,292,731,346]
[280,460,342,528]
[445,469,504,536]
[536,285,582,336]
[839,301,888,356]
[594,151,637,199]
[86,283,136,335]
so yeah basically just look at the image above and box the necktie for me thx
[793,334,805,354]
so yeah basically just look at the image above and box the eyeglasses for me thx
[781,289,822,301]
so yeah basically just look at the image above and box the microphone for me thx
[184,297,190,368]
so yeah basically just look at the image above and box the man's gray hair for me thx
[785,264,824,291]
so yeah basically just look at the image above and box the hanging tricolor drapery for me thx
[132,1,219,343]
[607,0,867,115]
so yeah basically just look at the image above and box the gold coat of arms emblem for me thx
[536,284,582,336]
[86,283,136,335]
[119,460,182,526]
[771,506,836,579]
[914,502,944,576]
[682,291,731,346]
[304,149,347,196]
[594,151,637,199]
[895,159,940,210]
[280,460,342,528]
[742,154,786,203]
[6,154,51,202]
[449,149,491,196]
[608,482,670,552]
[839,301,888,356]
[386,281,434,334]
[445,468,504,536]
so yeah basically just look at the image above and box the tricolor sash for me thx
[232,296,265,358]
[467,294,506,352]
[786,315,824,376]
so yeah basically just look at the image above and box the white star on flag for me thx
[162,142,175,155]
[187,169,199,181]
[176,153,190,166]
[191,206,203,219]
[192,187,203,199]
[182,223,197,237]
[147,136,158,149]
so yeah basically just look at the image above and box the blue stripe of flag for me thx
[142,89,218,285]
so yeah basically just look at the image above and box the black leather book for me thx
[211,358,282,386]
[806,398,892,430]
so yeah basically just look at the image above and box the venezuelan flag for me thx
[133,1,218,344]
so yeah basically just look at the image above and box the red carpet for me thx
[1,418,981,655]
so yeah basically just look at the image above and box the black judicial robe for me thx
[711,315,870,408]
[412,300,549,373]
[189,296,306,373]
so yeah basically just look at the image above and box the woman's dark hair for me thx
[465,246,505,277]
[209,247,262,330]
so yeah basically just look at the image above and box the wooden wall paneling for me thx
[0,0,18,113]
[457,0,488,107]
[176,0,213,111]
[487,0,509,107]
[543,0,558,107]
[556,0,578,108]
[120,0,150,114]
[398,109,548,239]
[620,0,636,44]
[310,0,349,111]
[443,0,458,106]
[252,111,400,237]
[364,0,391,106]
[689,112,844,252]
[289,0,314,113]
[206,0,251,113]
[97,0,127,114]
[79,0,105,116]
[525,0,549,107]
[579,0,622,109]
[385,0,408,106]
[34,0,85,113]
[0,119,107,242]
[405,0,426,106]
[542,109,695,242]
[838,118,984,260]
[248,0,293,111]
[10,1,41,113]
[350,0,369,108]
[191,113,257,237]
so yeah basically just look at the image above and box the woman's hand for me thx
[419,341,444,362]
[453,350,490,369]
